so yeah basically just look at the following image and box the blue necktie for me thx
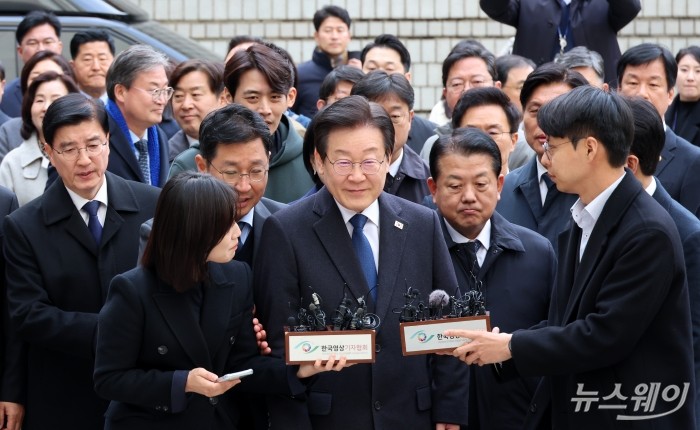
[134,139,151,185]
[83,200,102,246]
[350,214,377,302]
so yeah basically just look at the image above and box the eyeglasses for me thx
[446,77,493,94]
[208,162,268,184]
[327,158,385,176]
[542,140,573,160]
[53,141,108,160]
[23,38,58,49]
[131,86,175,102]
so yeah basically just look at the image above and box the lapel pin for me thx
[394,221,404,229]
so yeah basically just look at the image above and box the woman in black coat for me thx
[94,172,343,430]
[666,46,700,147]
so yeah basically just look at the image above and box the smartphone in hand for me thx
[216,368,253,383]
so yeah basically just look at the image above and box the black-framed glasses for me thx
[132,86,175,102]
[53,141,108,160]
[543,139,573,160]
[208,162,268,184]
[327,158,385,176]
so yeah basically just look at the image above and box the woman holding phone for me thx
[94,172,344,429]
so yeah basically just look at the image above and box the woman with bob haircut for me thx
[94,172,346,430]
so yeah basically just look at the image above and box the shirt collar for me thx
[65,175,109,213]
[388,148,404,177]
[129,129,147,144]
[570,172,625,229]
[644,177,657,196]
[535,156,548,181]
[185,134,198,146]
[239,207,255,227]
[336,199,380,229]
[444,218,491,250]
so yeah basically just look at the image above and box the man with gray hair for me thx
[104,44,170,186]
[555,46,608,90]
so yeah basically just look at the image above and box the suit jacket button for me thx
[374,400,381,410]
[157,345,168,355]
[162,405,169,412]
[210,396,219,406]
[375,343,381,353]
[529,403,537,413]
[229,336,236,345]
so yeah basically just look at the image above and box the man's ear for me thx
[194,154,208,173]
[626,154,639,174]
[316,99,327,111]
[287,87,297,108]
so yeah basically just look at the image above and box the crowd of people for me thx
[0,1,699,429]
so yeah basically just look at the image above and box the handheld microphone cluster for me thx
[393,286,487,323]
[288,291,327,332]
[331,294,380,331]
[287,290,381,332]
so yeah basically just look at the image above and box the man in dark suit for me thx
[255,96,468,430]
[496,63,587,250]
[617,43,700,217]
[359,34,438,154]
[448,86,695,429]
[427,128,555,430]
[480,0,641,88]
[3,94,159,430]
[625,96,700,428]
[0,187,20,430]
[103,44,170,187]
[0,11,64,118]
[351,71,431,205]
[140,103,285,268]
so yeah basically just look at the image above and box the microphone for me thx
[428,289,450,319]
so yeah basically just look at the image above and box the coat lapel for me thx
[375,193,408,325]
[312,188,372,305]
[560,173,640,323]
[516,158,545,219]
[656,128,677,177]
[108,115,144,181]
[252,200,272,262]
[153,284,212,369]
[42,179,98,255]
[199,263,235,364]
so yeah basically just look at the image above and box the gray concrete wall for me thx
[132,0,700,115]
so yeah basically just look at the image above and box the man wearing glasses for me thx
[351,71,431,204]
[255,95,468,430]
[3,94,159,430]
[104,44,171,187]
[0,11,63,118]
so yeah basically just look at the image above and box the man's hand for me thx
[0,402,25,430]
[252,317,271,355]
[296,355,353,378]
[436,423,460,429]
[445,328,512,366]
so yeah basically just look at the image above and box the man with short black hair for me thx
[360,34,438,154]
[293,5,360,118]
[448,85,695,429]
[69,29,115,104]
[351,71,431,204]
[427,127,554,430]
[624,96,700,428]
[0,11,63,117]
[617,42,700,217]
[256,95,468,430]
[3,93,159,430]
